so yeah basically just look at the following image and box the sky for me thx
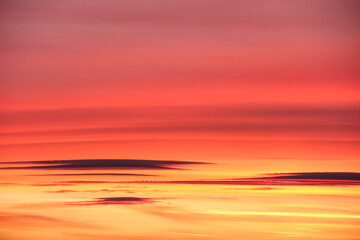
[0,0,359,239]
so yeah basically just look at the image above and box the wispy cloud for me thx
[1,105,359,146]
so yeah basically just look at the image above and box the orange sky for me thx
[0,1,359,240]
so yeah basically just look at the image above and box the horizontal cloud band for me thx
[0,159,207,170]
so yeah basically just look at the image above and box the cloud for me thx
[2,105,359,128]
[259,172,360,181]
[223,187,282,191]
[69,197,156,206]
[24,172,360,187]
[46,190,77,193]
[46,189,134,194]
[125,172,360,186]
[32,181,126,186]
[250,187,281,190]
[30,173,160,177]
[1,105,359,146]
[0,159,207,170]
[14,197,159,209]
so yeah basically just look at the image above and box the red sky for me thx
[0,1,359,240]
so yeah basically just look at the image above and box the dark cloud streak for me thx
[123,172,360,186]
[0,159,207,170]
[68,197,156,206]
[259,172,360,181]
[28,173,160,177]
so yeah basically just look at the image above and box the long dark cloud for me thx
[27,172,360,187]
[124,172,360,186]
[29,173,160,177]
[258,172,360,181]
[46,189,135,194]
[0,159,207,170]
[32,180,153,187]
[32,181,117,186]
[69,197,156,206]
[16,171,360,187]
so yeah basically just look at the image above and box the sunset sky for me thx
[1,1,360,240]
